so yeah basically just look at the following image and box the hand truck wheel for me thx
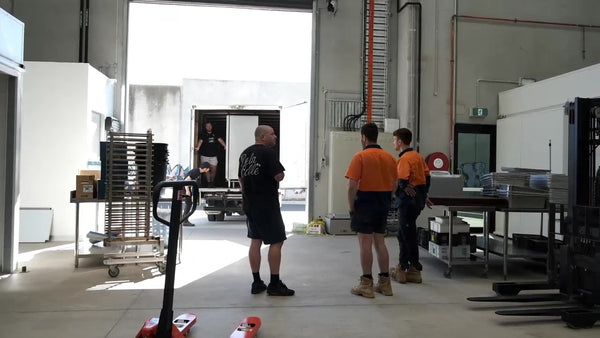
[108,265,120,278]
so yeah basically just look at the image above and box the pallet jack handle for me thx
[151,180,199,338]
[153,180,199,227]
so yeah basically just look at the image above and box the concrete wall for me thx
[12,0,126,120]
[128,85,182,160]
[0,0,12,13]
[310,0,600,220]
[14,0,80,62]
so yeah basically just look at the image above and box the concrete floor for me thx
[1,204,598,337]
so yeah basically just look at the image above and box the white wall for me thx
[498,62,600,173]
[328,131,397,215]
[496,62,600,236]
[21,62,113,241]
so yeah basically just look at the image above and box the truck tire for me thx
[216,212,225,221]
[207,214,216,222]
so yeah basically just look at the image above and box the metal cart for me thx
[102,131,165,277]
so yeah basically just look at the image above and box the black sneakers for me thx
[267,280,295,296]
[251,280,267,294]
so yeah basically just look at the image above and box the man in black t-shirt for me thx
[181,162,210,226]
[194,121,226,187]
[238,125,294,297]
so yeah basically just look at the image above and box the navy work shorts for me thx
[350,205,388,234]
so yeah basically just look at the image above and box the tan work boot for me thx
[406,266,422,283]
[374,276,393,296]
[391,265,407,284]
[351,276,375,298]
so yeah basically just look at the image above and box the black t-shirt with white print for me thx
[199,131,221,157]
[238,144,284,209]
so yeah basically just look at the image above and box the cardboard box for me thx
[430,231,470,246]
[429,220,470,234]
[76,175,96,199]
[428,241,470,260]
[79,169,101,180]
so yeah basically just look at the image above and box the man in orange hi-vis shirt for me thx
[390,128,431,285]
[345,123,398,298]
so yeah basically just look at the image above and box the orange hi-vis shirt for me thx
[397,149,430,187]
[345,145,397,191]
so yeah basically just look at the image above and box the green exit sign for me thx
[471,107,488,117]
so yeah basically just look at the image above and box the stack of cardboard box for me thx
[74,170,101,199]
[428,216,471,260]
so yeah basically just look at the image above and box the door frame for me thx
[453,123,497,175]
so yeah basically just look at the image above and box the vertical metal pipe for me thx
[308,1,320,220]
[450,0,458,173]
[366,0,375,123]
[398,2,422,148]
[79,0,85,62]
[84,0,90,63]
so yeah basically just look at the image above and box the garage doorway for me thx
[126,2,312,222]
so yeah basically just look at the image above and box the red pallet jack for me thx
[136,180,199,338]
[230,316,262,338]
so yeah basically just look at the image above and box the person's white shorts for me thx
[200,156,218,166]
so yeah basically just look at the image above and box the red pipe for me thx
[366,0,375,123]
[457,14,600,30]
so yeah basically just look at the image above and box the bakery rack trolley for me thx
[103,131,166,277]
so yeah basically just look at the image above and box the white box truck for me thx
[193,108,281,221]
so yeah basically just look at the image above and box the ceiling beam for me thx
[133,0,313,10]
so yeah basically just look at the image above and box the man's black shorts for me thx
[350,205,388,234]
[246,204,287,245]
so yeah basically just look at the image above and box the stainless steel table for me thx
[429,196,507,278]
[70,194,105,268]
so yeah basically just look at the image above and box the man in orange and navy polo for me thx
[390,128,431,285]
[345,123,398,298]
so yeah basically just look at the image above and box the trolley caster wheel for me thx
[444,268,452,279]
[108,265,120,278]
[157,262,166,274]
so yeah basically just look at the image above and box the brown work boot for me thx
[391,265,407,284]
[406,266,422,283]
[351,276,375,298]
[374,276,393,296]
